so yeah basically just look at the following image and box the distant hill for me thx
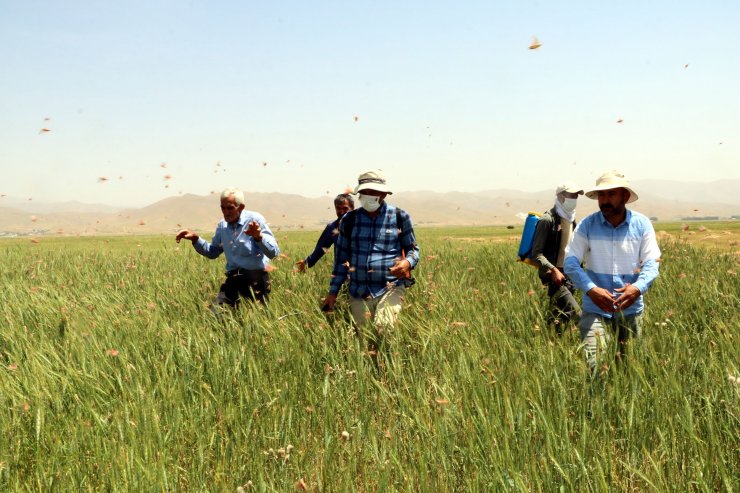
[1,180,738,236]
[0,198,122,215]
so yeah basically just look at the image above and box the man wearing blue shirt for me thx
[295,193,354,272]
[321,170,420,349]
[176,188,280,306]
[564,171,661,373]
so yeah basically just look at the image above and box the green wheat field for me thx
[1,224,738,491]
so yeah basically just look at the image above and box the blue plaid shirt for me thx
[329,203,419,298]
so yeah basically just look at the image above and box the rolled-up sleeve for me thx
[531,217,554,278]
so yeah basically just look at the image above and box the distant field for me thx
[0,227,737,491]
[653,220,740,252]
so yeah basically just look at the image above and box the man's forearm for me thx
[564,256,595,292]
[633,258,659,294]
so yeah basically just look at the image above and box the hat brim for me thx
[585,185,638,203]
[354,183,392,194]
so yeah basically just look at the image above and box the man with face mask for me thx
[564,171,661,374]
[321,170,420,353]
[531,183,584,334]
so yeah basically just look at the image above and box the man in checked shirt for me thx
[321,170,420,351]
[564,171,661,374]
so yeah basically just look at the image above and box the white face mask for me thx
[359,194,381,212]
[561,197,577,214]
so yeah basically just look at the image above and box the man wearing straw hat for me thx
[531,183,584,334]
[321,170,420,353]
[564,171,661,373]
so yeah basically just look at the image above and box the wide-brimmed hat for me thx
[354,169,392,194]
[555,183,584,195]
[585,170,638,203]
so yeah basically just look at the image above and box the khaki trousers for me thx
[579,312,642,373]
[349,286,405,338]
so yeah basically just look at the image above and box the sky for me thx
[1,0,738,207]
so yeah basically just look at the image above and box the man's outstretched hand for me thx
[176,229,199,244]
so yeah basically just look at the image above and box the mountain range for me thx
[1,180,738,236]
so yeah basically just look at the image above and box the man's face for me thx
[334,199,353,219]
[220,196,244,223]
[597,188,629,220]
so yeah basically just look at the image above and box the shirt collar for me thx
[228,211,248,228]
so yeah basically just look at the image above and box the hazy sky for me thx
[1,1,738,207]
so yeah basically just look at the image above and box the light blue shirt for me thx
[564,209,661,317]
[194,210,279,272]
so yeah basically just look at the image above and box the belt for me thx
[226,268,265,278]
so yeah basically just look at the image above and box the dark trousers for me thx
[547,279,581,332]
[215,269,271,307]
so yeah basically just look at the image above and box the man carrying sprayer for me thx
[531,183,584,334]
[295,193,354,272]
[564,171,660,374]
[321,170,420,353]
[175,188,280,307]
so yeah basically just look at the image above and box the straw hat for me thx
[354,169,392,194]
[585,170,638,203]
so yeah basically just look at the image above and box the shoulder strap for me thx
[548,208,559,234]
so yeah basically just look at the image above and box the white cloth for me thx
[554,200,576,223]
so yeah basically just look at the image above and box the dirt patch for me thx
[657,229,740,252]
